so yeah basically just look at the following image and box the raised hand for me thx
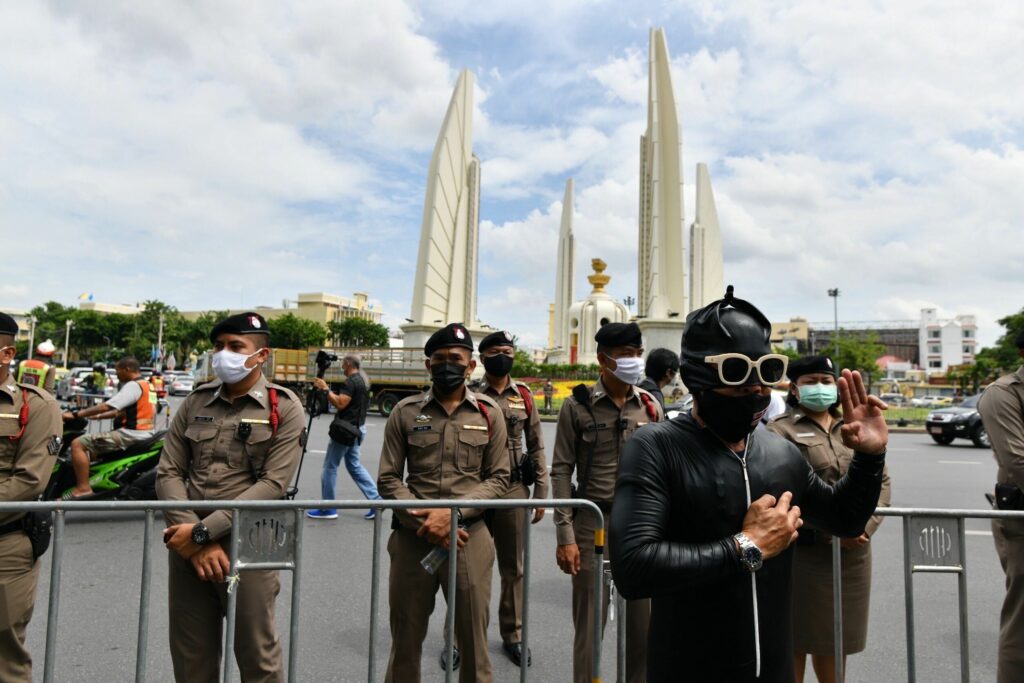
[837,369,888,455]
[740,492,803,560]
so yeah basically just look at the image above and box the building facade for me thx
[918,308,976,375]
[180,292,383,326]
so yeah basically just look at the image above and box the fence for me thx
[0,498,605,683]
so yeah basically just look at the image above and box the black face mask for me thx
[695,389,772,443]
[482,354,514,377]
[431,363,468,395]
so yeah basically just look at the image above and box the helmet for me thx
[36,339,56,357]
[93,364,106,373]
[679,285,772,390]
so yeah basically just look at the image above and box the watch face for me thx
[743,546,763,571]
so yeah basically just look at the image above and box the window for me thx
[963,329,974,338]
[929,361,942,368]
[929,345,941,354]
[928,330,940,339]
[963,346,973,354]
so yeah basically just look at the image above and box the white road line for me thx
[938,460,980,465]
[965,530,993,536]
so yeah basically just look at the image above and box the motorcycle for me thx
[46,409,166,501]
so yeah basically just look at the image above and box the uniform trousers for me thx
[993,518,1024,683]
[168,548,283,683]
[385,523,494,683]
[492,480,528,645]
[571,510,649,683]
[0,532,39,683]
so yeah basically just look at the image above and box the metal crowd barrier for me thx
[827,506,1024,683]
[0,498,605,683]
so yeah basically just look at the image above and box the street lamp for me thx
[827,288,840,358]
[27,316,37,356]
[157,313,165,370]
[63,319,74,369]
[623,296,635,313]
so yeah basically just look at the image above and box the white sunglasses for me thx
[704,353,790,386]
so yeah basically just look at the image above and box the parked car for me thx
[168,375,195,396]
[56,367,98,400]
[925,394,989,448]
[912,395,951,408]
[880,393,909,407]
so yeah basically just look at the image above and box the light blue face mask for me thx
[798,383,838,412]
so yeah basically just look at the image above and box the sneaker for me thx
[363,509,376,520]
[306,509,338,520]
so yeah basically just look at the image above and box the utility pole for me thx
[63,319,74,369]
[157,313,165,370]
[825,285,843,683]
[27,316,36,356]
[827,288,840,358]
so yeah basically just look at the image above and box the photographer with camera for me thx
[307,354,380,520]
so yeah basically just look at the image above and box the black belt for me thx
[593,501,612,514]
[0,517,25,537]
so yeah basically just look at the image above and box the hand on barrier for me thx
[191,544,231,582]
[531,506,545,524]
[412,509,468,549]
[837,369,888,455]
[741,491,803,560]
[163,523,201,560]
[556,542,581,576]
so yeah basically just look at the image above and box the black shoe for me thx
[502,642,531,667]
[439,646,461,671]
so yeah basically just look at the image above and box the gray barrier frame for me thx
[0,497,605,683]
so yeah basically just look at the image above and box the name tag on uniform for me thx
[637,421,648,426]
[0,413,19,419]
[796,432,815,438]
[463,425,488,432]
[586,422,607,430]
[412,425,432,432]
[240,418,271,425]
[193,416,215,423]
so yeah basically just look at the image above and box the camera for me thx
[314,350,338,379]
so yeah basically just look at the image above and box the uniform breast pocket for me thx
[407,431,442,474]
[243,426,274,474]
[0,422,17,475]
[184,425,219,471]
[457,429,488,472]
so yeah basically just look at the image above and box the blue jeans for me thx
[320,426,381,512]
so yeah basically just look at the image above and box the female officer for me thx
[767,355,892,683]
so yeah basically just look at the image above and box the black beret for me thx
[787,355,837,381]
[479,330,515,352]
[209,312,270,342]
[594,322,642,348]
[1016,328,1024,350]
[424,323,474,356]
[0,312,18,337]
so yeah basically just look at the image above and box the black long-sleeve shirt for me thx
[609,413,884,682]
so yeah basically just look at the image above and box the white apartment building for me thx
[919,308,977,375]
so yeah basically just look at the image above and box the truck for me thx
[193,347,439,416]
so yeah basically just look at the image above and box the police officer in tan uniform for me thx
[0,313,62,682]
[979,329,1024,683]
[550,322,662,683]
[377,323,510,683]
[469,330,549,668]
[156,312,304,683]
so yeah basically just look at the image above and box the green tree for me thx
[773,346,801,362]
[271,313,327,348]
[511,349,538,378]
[183,311,231,356]
[979,307,1024,374]
[832,330,886,386]
[327,317,389,348]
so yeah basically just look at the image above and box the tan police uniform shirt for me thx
[550,378,662,546]
[378,389,511,530]
[0,381,61,524]
[768,408,892,537]
[468,377,549,499]
[980,367,1024,490]
[156,374,304,539]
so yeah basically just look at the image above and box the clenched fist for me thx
[740,491,803,560]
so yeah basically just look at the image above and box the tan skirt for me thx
[791,541,872,655]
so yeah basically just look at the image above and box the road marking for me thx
[938,460,980,465]
[309,449,326,454]
[965,530,992,536]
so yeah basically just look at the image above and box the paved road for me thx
[24,401,1005,682]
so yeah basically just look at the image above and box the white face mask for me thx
[608,356,644,385]
[212,349,264,385]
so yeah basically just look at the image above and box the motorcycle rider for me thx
[0,313,62,681]
[60,356,157,499]
[16,339,57,393]
[609,287,887,682]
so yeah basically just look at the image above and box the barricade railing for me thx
[0,498,605,683]
[828,507,1024,683]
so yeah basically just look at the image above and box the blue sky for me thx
[2,1,1022,348]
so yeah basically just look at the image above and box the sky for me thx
[2,1,1022,349]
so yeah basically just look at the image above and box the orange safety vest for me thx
[16,359,50,387]
[115,379,157,431]
[151,376,165,391]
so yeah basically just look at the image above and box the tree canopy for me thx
[327,317,389,348]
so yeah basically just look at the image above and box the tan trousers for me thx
[385,524,494,683]
[0,532,39,683]
[994,518,1024,683]
[571,510,649,683]
[492,481,528,644]
[167,549,283,683]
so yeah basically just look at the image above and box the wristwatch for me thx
[191,522,212,546]
[733,532,763,572]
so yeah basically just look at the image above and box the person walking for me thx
[550,322,662,683]
[768,355,892,682]
[156,312,305,683]
[979,329,1024,683]
[470,330,549,667]
[377,323,510,683]
[307,354,381,520]
[542,379,554,414]
[0,313,62,682]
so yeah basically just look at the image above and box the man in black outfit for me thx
[609,287,887,682]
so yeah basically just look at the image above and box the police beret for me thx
[0,312,18,337]
[209,312,270,342]
[424,323,474,356]
[787,355,837,381]
[594,322,642,348]
[478,330,515,352]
